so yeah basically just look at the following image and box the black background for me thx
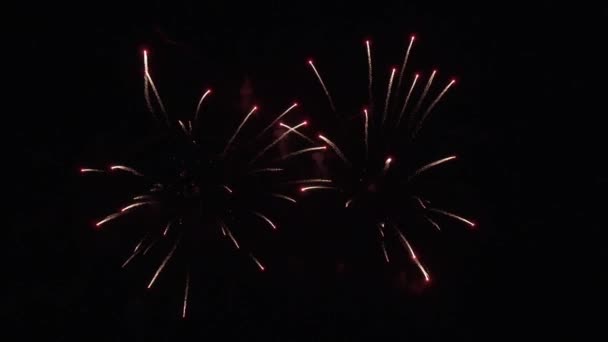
[7,2,606,340]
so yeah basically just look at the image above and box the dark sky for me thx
[7,2,605,340]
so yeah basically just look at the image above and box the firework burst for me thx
[80,50,319,317]
[301,35,475,284]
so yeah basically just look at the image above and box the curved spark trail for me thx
[110,165,144,176]
[256,102,299,139]
[147,237,181,289]
[276,146,326,161]
[427,208,475,228]
[396,35,416,93]
[413,79,457,138]
[382,68,397,125]
[194,89,212,123]
[409,155,457,180]
[318,134,351,166]
[223,105,258,155]
[308,60,335,112]
[397,73,419,127]
[250,121,308,164]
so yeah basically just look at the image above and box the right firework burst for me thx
[301,35,476,284]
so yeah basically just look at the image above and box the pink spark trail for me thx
[308,60,336,112]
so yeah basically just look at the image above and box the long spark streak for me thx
[110,165,144,176]
[382,68,397,125]
[249,168,283,174]
[425,216,442,231]
[279,122,315,143]
[410,70,437,125]
[178,120,189,136]
[121,248,141,268]
[276,146,326,161]
[251,211,277,230]
[250,121,307,164]
[222,185,233,194]
[256,102,299,139]
[300,186,337,192]
[427,208,475,228]
[366,40,373,106]
[285,179,332,184]
[378,223,385,237]
[163,221,173,236]
[143,51,154,115]
[95,212,126,227]
[250,254,265,271]
[133,195,153,201]
[147,237,180,289]
[143,238,158,255]
[145,73,168,120]
[363,109,369,160]
[409,156,457,180]
[318,134,351,166]
[120,201,155,212]
[222,106,258,155]
[182,272,190,319]
[396,35,416,93]
[308,60,335,112]
[381,242,390,263]
[225,227,240,249]
[397,73,419,126]
[271,193,297,203]
[194,89,212,123]
[80,168,104,173]
[412,196,427,209]
[345,198,353,208]
[413,79,456,138]
[396,229,430,282]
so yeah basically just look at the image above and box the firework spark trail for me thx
[250,254,265,271]
[143,50,155,115]
[427,207,475,228]
[250,121,308,164]
[143,238,158,255]
[110,165,144,176]
[381,241,390,263]
[256,102,299,140]
[378,223,385,237]
[413,79,456,138]
[251,211,277,230]
[397,73,419,127]
[95,211,126,227]
[194,89,212,123]
[80,168,104,173]
[425,216,441,231]
[225,227,240,249]
[345,198,353,208]
[271,193,297,203]
[308,60,336,112]
[363,109,369,160]
[145,73,168,122]
[178,120,189,136]
[412,196,427,209]
[279,122,315,144]
[133,195,154,201]
[121,248,141,268]
[396,35,416,94]
[300,185,337,192]
[366,40,373,106]
[396,229,430,282]
[409,70,437,128]
[222,105,258,156]
[318,134,351,166]
[276,146,326,161]
[120,201,156,212]
[222,185,233,194]
[188,120,193,133]
[147,236,181,289]
[163,220,174,236]
[409,155,457,180]
[382,68,397,125]
[383,157,393,172]
[133,234,148,253]
[221,225,227,237]
[182,272,190,319]
[249,168,284,174]
[285,178,333,184]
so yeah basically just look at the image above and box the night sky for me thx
[7,2,605,340]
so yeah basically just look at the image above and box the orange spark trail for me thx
[308,60,335,112]
[222,106,258,156]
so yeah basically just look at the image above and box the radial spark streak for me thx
[251,211,277,230]
[256,102,299,139]
[222,185,233,194]
[222,106,258,155]
[182,272,190,319]
[425,216,441,231]
[285,178,333,184]
[250,121,308,164]
[194,89,212,123]
[250,254,265,271]
[410,155,457,180]
[276,146,326,161]
[366,40,373,105]
[110,165,144,176]
[308,60,335,112]
[428,208,475,228]
[382,68,397,125]
[397,73,419,126]
[279,122,315,143]
[396,35,415,92]
[271,193,297,203]
[381,242,390,263]
[249,168,283,174]
[318,134,351,165]
[363,109,369,159]
[120,201,155,212]
[413,79,456,138]
[383,157,393,172]
[300,186,337,192]
[147,237,180,289]
[80,168,104,173]
[396,229,430,282]
[95,211,126,227]
[121,248,141,268]
[410,70,437,124]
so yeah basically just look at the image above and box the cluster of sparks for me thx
[304,35,475,284]
[80,50,327,318]
[81,35,476,317]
